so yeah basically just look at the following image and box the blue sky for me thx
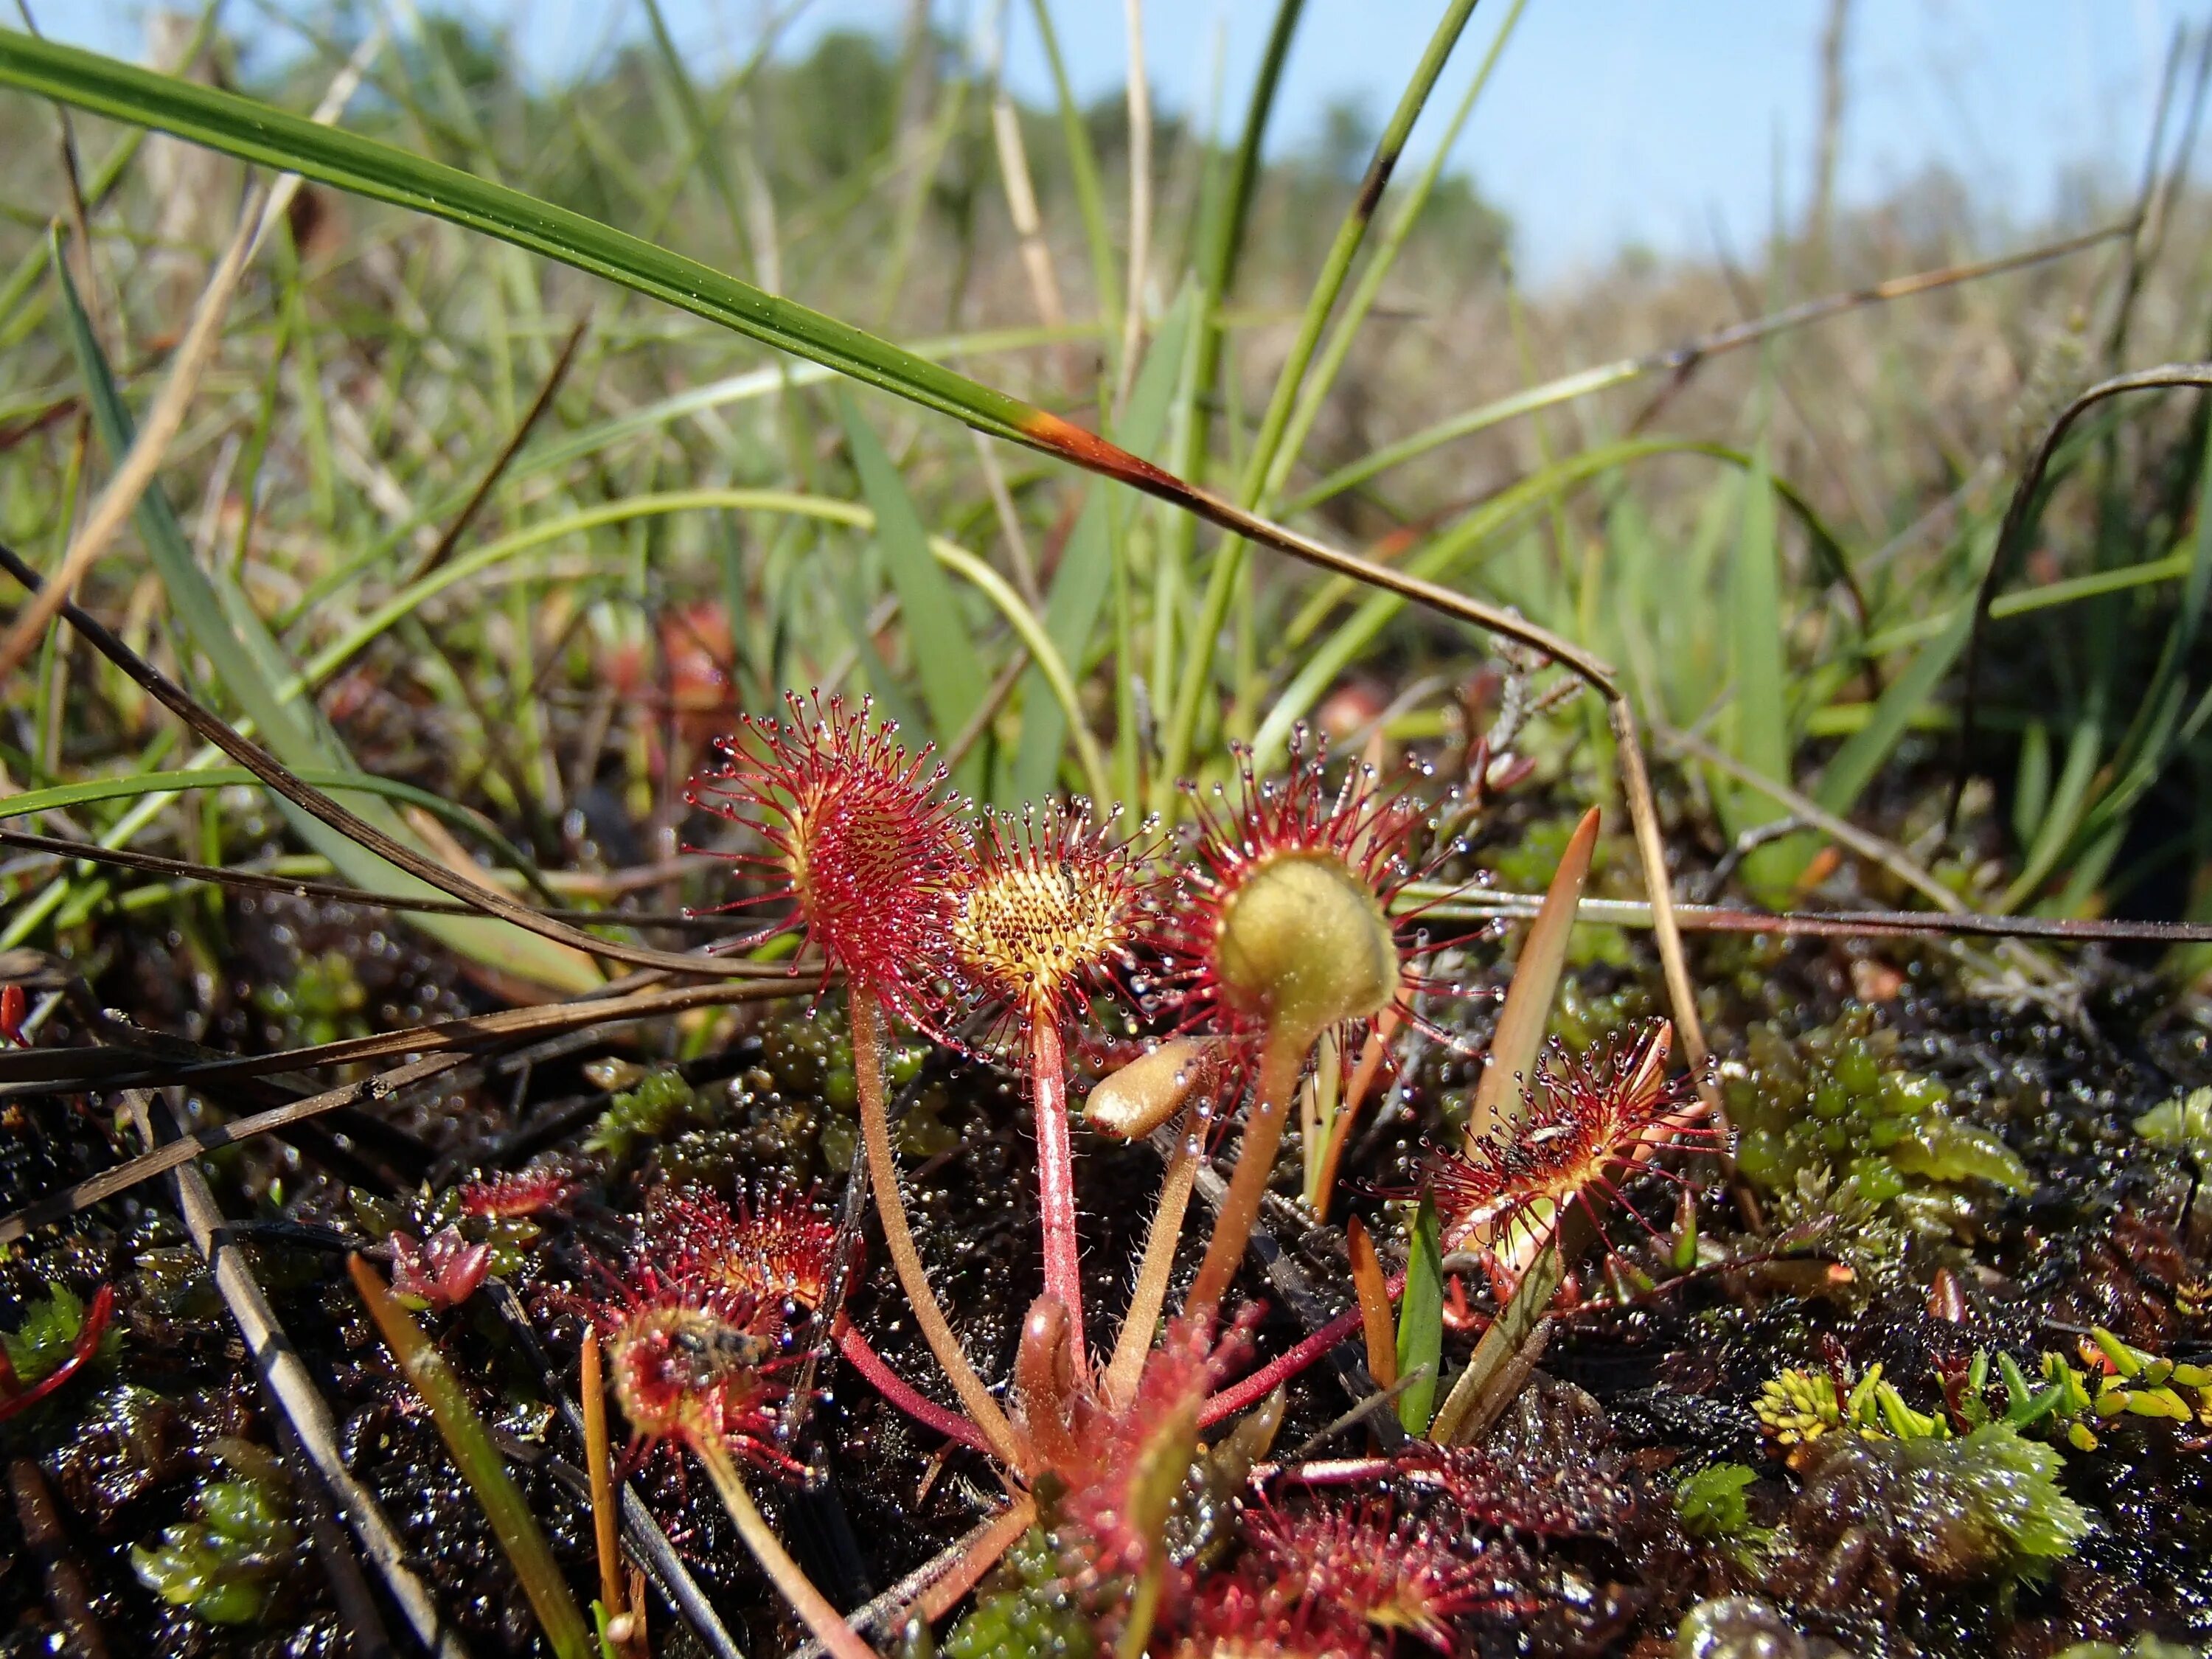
[41,1,2211,279]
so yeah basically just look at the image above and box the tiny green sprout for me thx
[131,1441,298,1626]
[2135,1086,2212,1164]
[1674,1462,1759,1540]
[586,1066,700,1159]
[4,1281,120,1388]
[1756,1358,1948,1457]
[1755,1366,1844,1447]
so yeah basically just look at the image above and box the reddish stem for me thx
[0,1284,111,1423]
[1028,1018,1086,1372]
[1185,1028,1306,1318]
[833,1321,994,1454]
[1198,1304,1363,1429]
[851,995,1028,1471]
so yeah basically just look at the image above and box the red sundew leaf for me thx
[389,1227,493,1311]
[686,692,965,1034]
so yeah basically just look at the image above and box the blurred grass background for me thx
[4,0,2212,991]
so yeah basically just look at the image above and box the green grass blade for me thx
[1722,426,1798,892]
[49,232,601,992]
[1028,0,1121,382]
[638,0,755,271]
[839,394,990,791]
[350,1258,592,1659]
[0,766,538,869]
[1254,439,1792,767]
[1152,0,1308,810]
[1270,0,1528,493]
[1815,605,1975,818]
[1009,289,1194,805]
[0,29,1048,446]
[1245,0,1481,508]
[1394,1195,1444,1436]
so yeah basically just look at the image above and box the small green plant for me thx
[1756,1358,1946,1450]
[251,947,367,1048]
[2135,1085,2212,1158]
[2,1281,119,1386]
[586,1066,705,1160]
[1725,1011,2030,1215]
[945,1528,1099,1659]
[1674,1462,1764,1545]
[131,1442,299,1626]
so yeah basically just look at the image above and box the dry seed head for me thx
[1214,851,1397,1043]
[1084,1037,1229,1140]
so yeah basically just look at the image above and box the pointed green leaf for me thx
[49,234,599,992]
[839,394,987,792]
[1394,1195,1444,1436]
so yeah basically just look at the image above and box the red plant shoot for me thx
[643,1183,840,1312]
[0,1282,113,1422]
[1426,1020,1712,1288]
[588,1253,798,1481]
[689,693,1024,1471]
[950,804,1161,1373]
[587,1245,873,1659]
[389,1227,493,1311]
[459,1164,580,1221]
[1041,1307,1259,1652]
[687,691,964,1025]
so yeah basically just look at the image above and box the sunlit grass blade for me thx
[0,28,1615,776]
[1394,1195,1444,1436]
[349,1256,593,1659]
[1256,439,1848,768]
[1028,0,1121,386]
[0,30,1044,442]
[45,231,602,992]
[1722,425,1799,894]
[1244,0,1481,509]
[1466,806,1599,1150]
[1009,289,1193,804]
[841,394,988,790]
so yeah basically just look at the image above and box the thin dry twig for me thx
[0,976,813,1242]
[0,540,793,981]
[122,1091,470,1658]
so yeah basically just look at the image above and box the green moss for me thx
[4,1282,119,1387]
[1724,1010,2028,1220]
[2136,1086,2212,1166]
[131,1443,299,1626]
[1778,1422,2089,1591]
[251,948,367,1048]
[944,1527,1096,1659]
[585,1066,707,1160]
[1674,1462,1759,1540]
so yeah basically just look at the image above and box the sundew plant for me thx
[0,2,2210,1655]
